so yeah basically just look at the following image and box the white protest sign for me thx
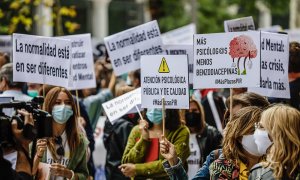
[165,45,193,84]
[224,16,255,32]
[193,31,261,88]
[0,35,12,56]
[248,32,290,98]
[104,20,163,76]
[13,33,72,88]
[102,87,141,123]
[141,55,189,109]
[161,23,196,45]
[62,34,96,90]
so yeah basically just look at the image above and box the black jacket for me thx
[196,124,223,166]
[103,114,138,180]
[201,92,226,130]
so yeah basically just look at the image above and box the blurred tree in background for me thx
[153,0,290,33]
[149,0,190,33]
[0,0,80,35]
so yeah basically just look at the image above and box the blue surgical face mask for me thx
[27,90,39,97]
[52,105,73,124]
[146,108,163,124]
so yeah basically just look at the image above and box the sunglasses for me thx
[54,136,65,156]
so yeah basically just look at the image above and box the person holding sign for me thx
[33,87,89,179]
[182,98,222,178]
[249,105,300,180]
[83,70,116,130]
[103,85,139,180]
[120,109,190,179]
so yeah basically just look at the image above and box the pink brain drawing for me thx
[229,35,257,59]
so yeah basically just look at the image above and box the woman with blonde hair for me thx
[209,106,264,179]
[249,104,300,179]
[34,87,89,179]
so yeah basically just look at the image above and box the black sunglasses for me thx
[54,136,65,156]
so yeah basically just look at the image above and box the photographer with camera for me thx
[0,109,39,180]
[0,92,56,179]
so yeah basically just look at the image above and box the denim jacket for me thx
[163,149,222,180]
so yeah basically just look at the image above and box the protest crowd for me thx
[0,15,299,180]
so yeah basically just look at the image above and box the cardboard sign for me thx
[62,34,96,90]
[13,33,72,88]
[224,16,255,32]
[161,23,196,45]
[141,55,189,109]
[102,87,141,123]
[104,20,163,76]
[0,35,12,56]
[193,31,261,88]
[165,45,193,84]
[248,32,290,98]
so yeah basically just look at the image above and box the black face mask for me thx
[185,112,202,128]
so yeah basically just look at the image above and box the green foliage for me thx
[0,0,80,35]
[198,0,236,33]
[157,0,190,33]
[157,0,290,33]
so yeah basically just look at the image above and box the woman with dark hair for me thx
[34,87,89,179]
[181,98,222,178]
[120,108,190,179]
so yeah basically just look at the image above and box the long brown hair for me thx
[43,87,80,159]
[222,106,262,165]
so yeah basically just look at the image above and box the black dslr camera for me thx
[0,96,53,148]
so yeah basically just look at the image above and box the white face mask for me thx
[241,134,263,157]
[253,129,272,155]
